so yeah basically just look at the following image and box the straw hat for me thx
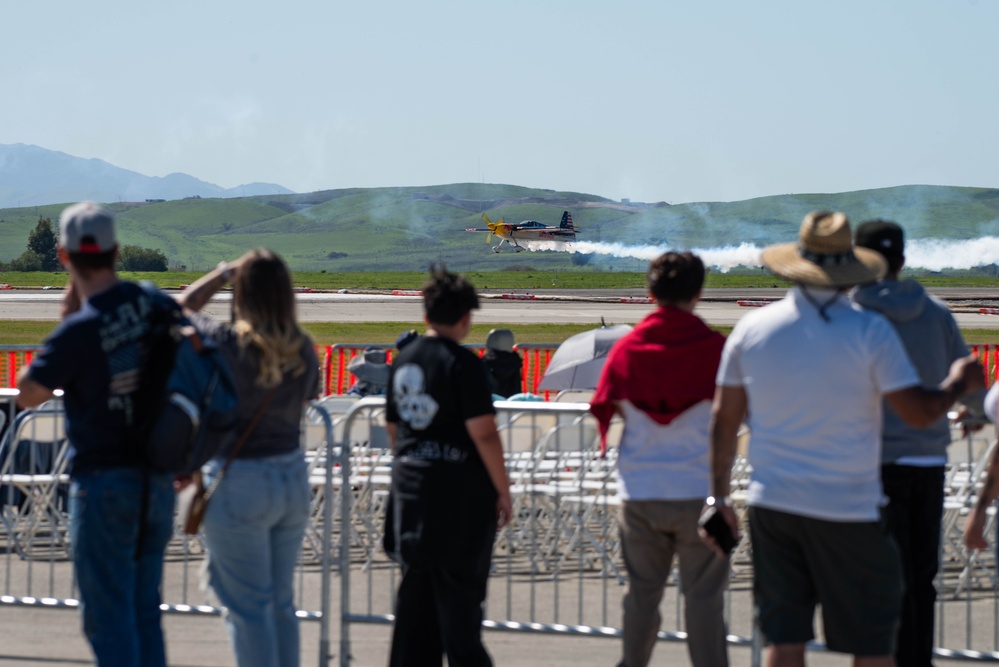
[761,211,887,288]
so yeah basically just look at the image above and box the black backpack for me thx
[133,284,240,475]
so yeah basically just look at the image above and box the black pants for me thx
[387,458,497,667]
[881,464,945,667]
[389,557,494,667]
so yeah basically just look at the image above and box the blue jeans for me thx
[69,467,176,667]
[202,450,310,667]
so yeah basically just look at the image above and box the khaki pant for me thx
[619,499,730,667]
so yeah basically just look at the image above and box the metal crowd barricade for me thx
[0,397,338,667]
[5,394,999,664]
[335,399,758,667]
[334,399,999,666]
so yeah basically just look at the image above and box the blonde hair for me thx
[231,248,310,387]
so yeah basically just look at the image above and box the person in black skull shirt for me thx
[384,266,512,667]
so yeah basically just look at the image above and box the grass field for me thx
[3,269,998,290]
[4,319,999,348]
[0,321,620,347]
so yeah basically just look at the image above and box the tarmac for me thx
[0,561,987,667]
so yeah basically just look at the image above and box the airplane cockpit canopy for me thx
[518,220,545,228]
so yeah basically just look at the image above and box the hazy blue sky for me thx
[3,0,997,204]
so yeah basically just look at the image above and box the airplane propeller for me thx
[481,213,505,247]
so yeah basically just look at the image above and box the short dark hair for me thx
[422,265,479,325]
[646,251,705,303]
[67,247,117,277]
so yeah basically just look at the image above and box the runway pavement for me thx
[2,287,999,329]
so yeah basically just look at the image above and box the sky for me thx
[3,0,999,205]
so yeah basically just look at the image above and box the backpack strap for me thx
[129,284,184,461]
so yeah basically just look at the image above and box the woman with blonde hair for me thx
[180,248,319,667]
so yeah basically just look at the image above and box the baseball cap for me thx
[854,220,904,260]
[59,202,117,253]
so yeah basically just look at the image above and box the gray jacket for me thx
[851,279,968,463]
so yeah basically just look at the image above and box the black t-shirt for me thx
[27,281,176,474]
[385,335,498,568]
[386,336,495,462]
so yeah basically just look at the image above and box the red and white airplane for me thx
[465,210,579,253]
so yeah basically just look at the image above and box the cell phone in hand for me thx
[698,506,737,555]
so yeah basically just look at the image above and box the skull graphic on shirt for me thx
[393,363,439,430]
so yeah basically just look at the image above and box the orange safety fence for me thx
[4,342,996,396]
[971,344,999,387]
[0,343,561,396]
[319,343,559,396]
[0,346,36,389]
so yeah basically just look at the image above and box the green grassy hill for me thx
[1,183,997,272]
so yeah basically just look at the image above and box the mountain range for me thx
[0,143,294,207]
[1,144,998,273]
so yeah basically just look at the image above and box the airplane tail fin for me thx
[560,211,575,231]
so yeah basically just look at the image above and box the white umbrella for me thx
[537,324,633,391]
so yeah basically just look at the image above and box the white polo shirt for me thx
[717,287,919,521]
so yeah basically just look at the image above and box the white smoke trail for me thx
[905,237,999,271]
[566,241,763,273]
[520,237,999,272]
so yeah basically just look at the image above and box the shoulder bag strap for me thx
[201,385,279,498]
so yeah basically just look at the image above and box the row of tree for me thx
[2,217,169,272]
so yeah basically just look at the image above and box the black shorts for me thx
[748,505,903,655]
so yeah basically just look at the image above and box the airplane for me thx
[464,210,579,253]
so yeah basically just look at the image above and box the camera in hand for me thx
[698,506,738,555]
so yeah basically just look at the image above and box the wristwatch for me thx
[705,496,731,508]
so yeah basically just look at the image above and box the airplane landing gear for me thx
[491,246,501,253]
[513,245,525,253]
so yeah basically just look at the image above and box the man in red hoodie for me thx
[590,251,729,667]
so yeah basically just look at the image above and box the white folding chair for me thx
[0,400,70,558]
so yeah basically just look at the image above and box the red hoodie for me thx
[589,305,724,452]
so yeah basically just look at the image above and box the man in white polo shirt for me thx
[705,211,984,667]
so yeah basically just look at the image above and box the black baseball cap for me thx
[854,220,904,260]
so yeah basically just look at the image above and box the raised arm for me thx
[177,256,245,313]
